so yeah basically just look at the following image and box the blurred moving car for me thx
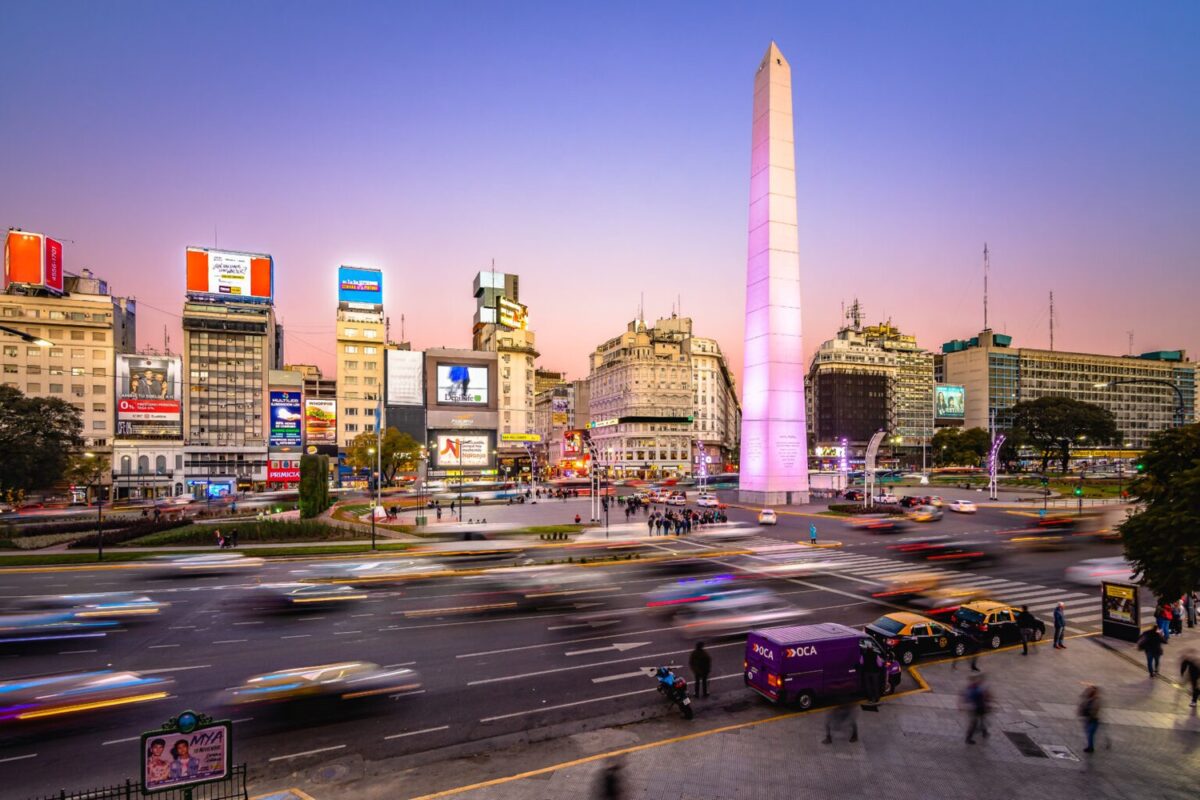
[143,552,264,577]
[849,516,910,534]
[315,558,446,584]
[222,662,421,707]
[906,505,943,522]
[674,588,807,639]
[0,610,118,645]
[256,583,368,611]
[948,500,977,513]
[667,492,687,506]
[899,495,925,509]
[14,593,167,621]
[865,612,969,665]
[1064,556,1138,586]
[924,496,945,508]
[842,489,865,502]
[757,509,778,526]
[953,600,1044,649]
[890,537,999,566]
[875,493,899,504]
[645,575,743,610]
[0,670,171,723]
[696,494,722,508]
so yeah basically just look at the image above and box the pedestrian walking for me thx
[823,702,858,744]
[646,514,655,535]
[1137,625,1164,677]
[1186,591,1198,629]
[1181,651,1200,708]
[1017,605,1037,655]
[1156,601,1173,642]
[689,642,711,698]
[953,626,983,672]
[213,528,223,548]
[595,761,624,800]
[1079,685,1102,753]
[964,674,991,744]
[809,523,818,546]
[229,528,238,548]
[1053,602,1067,649]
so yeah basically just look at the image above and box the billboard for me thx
[551,397,569,426]
[432,432,493,469]
[268,457,301,482]
[269,391,303,448]
[338,266,383,306]
[116,355,182,439]
[304,398,337,444]
[498,297,528,330]
[185,247,273,301]
[4,230,64,294]
[387,350,424,406]
[563,430,583,457]
[436,364,488,405]
[935,385,965,418]
[501,432,541,443]
[140,718,231,793]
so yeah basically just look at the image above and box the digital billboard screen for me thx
[498,297,528,330]
[115,355,182,439]
[435,364,488,405]
[563,430,583,457]
[432,432,493,469]
[338,266,383,306]
[186,247,273,301]
[304,398,337,444]
[935,385,966,419]
[269,390,303,448]
[387,350,424,406]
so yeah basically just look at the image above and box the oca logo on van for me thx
[785,645,819,658]
[751,643,775,660]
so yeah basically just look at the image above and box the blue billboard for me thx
[338,266,383,306]
[269,390,303,448]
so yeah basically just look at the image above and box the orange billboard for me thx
[185,247,273,301]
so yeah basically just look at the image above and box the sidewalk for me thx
[294,632,1200,800]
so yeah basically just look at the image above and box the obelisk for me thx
[739,42,809,506]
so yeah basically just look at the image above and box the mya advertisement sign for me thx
[338,266,383,306]
[269,391,303,447]
[185,247,273,301]
[935,384,965,419]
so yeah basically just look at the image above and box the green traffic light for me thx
[1074,486,1083,496]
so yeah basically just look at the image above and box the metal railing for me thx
[30,764,248,800]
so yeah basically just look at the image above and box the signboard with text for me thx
[140,711,231,795]
[116,355,183,439]
[4,230,65,294]
[337,265,383,306]
[1101,581,1140,642]
[935,384,966,419]
[185,247,273,302]
[269,391,303,448]
[431,431,494,470]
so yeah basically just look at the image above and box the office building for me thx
[181,246,278,496]
[806,310,935,454]
[685,335,741,470]
[472,271,538,450]
[424,347,499,483]
[112,351,184,500]
[938,329,1197,449]
[335,266,386,449]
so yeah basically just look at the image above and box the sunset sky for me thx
[2,1,1197,383]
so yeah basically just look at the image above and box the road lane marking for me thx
[141,664,212,675]
[384,725,449,740]
[103,736,140,746]
[565,642,650,657]
[268,744,346,762]
[0,754,38,764]
[213,639,248,644]
[467,642,740,686]
[458,626,681,659]
[592,671,647,684]
[149,644,180,649]
[282,634,311,639]
[58,649,97,654]
[351,613,375,617]
[233,621,264,626]
[333,630,362,635]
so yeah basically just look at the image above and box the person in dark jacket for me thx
[964,674,991,744]
[1053,602,1067,649]
[1017,605,1037,655]
[689,642,712,698]
[1079,685,1102,753]
[1138,626,1164,677]
[1181,651,1200,707]
[595,761,624,800]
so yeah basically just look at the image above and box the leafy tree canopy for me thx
[1012,396,1118,473]
[0,385,84,492]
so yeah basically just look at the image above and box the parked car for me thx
[898,495,925,509]
[842,490,865,502]
[757,509,778,526]
[953,601,1044,650]
[865,612,970,665]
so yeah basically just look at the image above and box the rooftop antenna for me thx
[385,315,391,343]
[1049,291,1054,351]
[983,243,990,330]
[1127,330,1134,356]
[400,313,406,343]
[163,324,169,354]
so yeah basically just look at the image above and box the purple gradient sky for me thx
[2,2,1197,382]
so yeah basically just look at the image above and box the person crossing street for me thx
[1017,605,1037,655]
[1053,602,1067,649]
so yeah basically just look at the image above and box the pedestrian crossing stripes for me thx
[737,535,1105,633]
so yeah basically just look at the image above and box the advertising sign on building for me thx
[337,266,383,306]
[498,297,528,330]
[3,230,64,294]
[814,446,845,458]
[435,364,488,405]
[185,247,273,301]
[551,397,569,426]
[269,391,303,448]
[304,399,337,444]
[433,433,492,469]
[935,385,966,419]
[116,355,183,439]
[268,457,301,483]
[386,350,424,406]
[501,432,541,442]
[563,430,583,457]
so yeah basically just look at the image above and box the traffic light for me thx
[1135,461,1145,473]
[1074,485,1083,497]
[1041,477,1049,487]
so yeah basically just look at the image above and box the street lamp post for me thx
[84,452,104,561]
[367,446,377,551]
[1094,378,1188,431]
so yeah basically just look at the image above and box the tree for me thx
[0,385,84,492]
[64,453,111,501]
[1011,397,1118,474]
[932,427,990,466]
[345,427,421,485]
[299,454,331,519]
[1120,424,1200,601]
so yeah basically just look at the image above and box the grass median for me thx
[118,520,367,547]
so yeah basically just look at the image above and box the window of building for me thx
[49,310,66,320]
[26,347,40,357]
[156,455,167,474]
[345,423,359,433]
[71,384,84,395]
[363,376,377,386]
[92,331,105,342]
[120,456,131,474]
[48,383,63,393]
[137,455,150,473]
[70,330,85,341]
[93,367,106,377]
[71,367,85,376]
[92,350,105,360]
[71,348,85,359]
[344,407,358,416]
[27,382,40,393]
[344,345,359,354]
[92,420,105,430]
[364,361,377,370]
[344,360,359,370]
[2,346,15,358]
[343,328,358,338]
[93,384,105,394]
[2,364,15,374]
[364,347,377,355]
[343,375,358,385]
[363,330,377,339]
[49,348,64,357]
[93,403,105,412]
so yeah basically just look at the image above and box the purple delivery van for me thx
[745,623,901,709]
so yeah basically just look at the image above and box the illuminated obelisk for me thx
[739,42,809,505]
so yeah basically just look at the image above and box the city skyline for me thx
[3,2,1198,383]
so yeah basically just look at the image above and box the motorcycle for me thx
[646,665,693,720]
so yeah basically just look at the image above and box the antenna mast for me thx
[983,243,990,330]
[1049,291,1054,351]
[1127,330,1134,356]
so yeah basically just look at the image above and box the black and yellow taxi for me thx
[864,611,969,666]
[953,600,1045,650]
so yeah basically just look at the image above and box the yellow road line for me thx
[410,676,931,799]
[249,790,318,800]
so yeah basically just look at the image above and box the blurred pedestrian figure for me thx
[953,626,983,672]
[1137,625,1164,677]
[690,642,711,698]
[229,528,238,548]
[595,761,623,800]
[1181,651,1200,708]
[1172,598,1185,637]
[574,514,582,524]
[213,528,223,548]
[646,514,655,535]
[1017,605,1037,655]
[964,674,991,744]
[1053,602,1067,649]
[859,640,884,705]
[1156,601,1172,642]
[1186,591,1198,628]
[823,702,858,744]
[1079,685,1102,753]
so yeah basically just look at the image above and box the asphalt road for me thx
[0,498,1130,798]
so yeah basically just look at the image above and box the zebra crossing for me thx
[740,537,1102,633]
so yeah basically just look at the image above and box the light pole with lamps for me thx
[1094,378,1188,430]
[367,446,377,550]
[81,452,106,561]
